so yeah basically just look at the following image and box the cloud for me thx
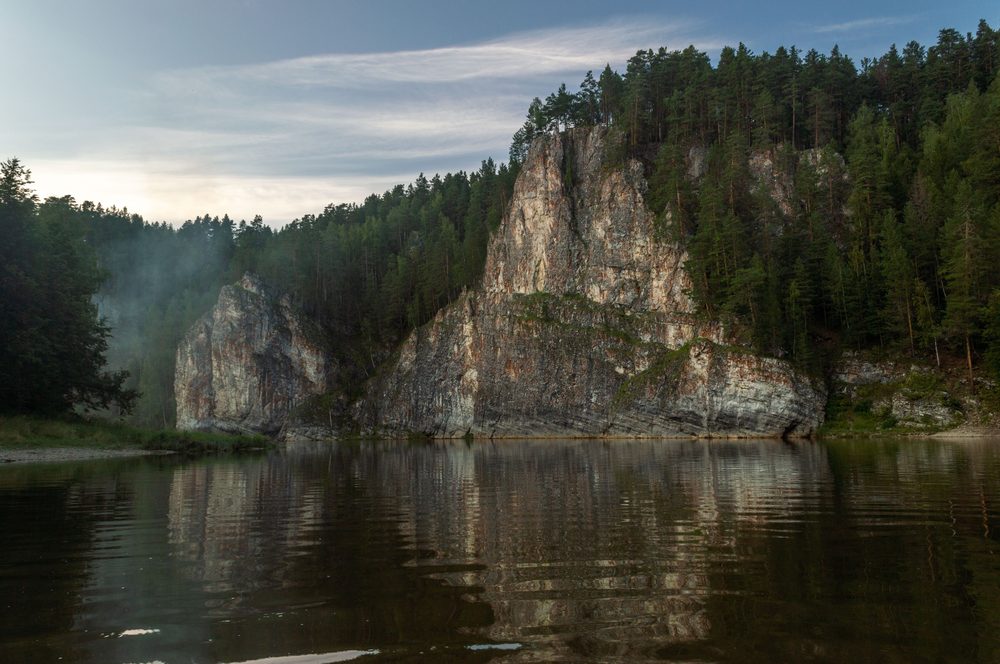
[30,18,722,225]
[158,21,711,90]
[813,16,916,34]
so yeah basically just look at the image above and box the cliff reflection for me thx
[2,437,999,662]
[368,440,829,660]
[163,453,494,662]
[163,439,833,660]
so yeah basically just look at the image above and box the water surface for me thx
[1,438,998,662]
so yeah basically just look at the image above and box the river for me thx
[1,437,998,662]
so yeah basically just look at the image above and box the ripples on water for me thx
[0,438,998,662]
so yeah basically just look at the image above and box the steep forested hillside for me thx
[514,20,1000,380]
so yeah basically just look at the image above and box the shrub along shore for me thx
[0,415,269,463]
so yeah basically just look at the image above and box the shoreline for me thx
[0,447,173,465]
[0,416,271,464]
[4,425,998,466]
[929,425,1000,439]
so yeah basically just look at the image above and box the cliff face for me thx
[360,128,826,438]
[175,273,331,434]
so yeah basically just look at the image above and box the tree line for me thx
[3,19,997,422]
[0,160,136,415]
[22,161,515,425]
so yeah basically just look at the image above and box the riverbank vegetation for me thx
[0,416,268,453]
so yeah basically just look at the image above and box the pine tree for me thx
[983,289,1000,380]
[785,259,814,365]
[880,210,917,352]
[941,180,989,383]
[0,163,136,415]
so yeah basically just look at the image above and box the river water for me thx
[1,438,998,663]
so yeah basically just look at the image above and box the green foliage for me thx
[520,19,999,377]
[612,344,690,409]
[514,22,999,155]
[512,292,646,346]
[899,370,945,400]
[880,211,917,350]
[645,142,692,238]
[821,390,900,435]
[0,161,136,416]
[600,127,628,172]
[984,290,1000,380]
[0,415,266,452]
[77,160,516,427]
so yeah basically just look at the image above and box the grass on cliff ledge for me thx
[0,415,269,454]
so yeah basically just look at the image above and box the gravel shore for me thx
[931,425,1000,438]
[0,447,171,465]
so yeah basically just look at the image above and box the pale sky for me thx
[2,0,995,225]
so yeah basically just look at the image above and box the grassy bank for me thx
[0,415,269,454]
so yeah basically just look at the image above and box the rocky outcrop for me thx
[359,128,826,438]
[175,273,332,434]
[830,351,965,432]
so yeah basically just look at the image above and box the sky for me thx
[2,0,996,226]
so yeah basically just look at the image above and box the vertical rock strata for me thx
[362,128,825,438]
[175,273,331,434]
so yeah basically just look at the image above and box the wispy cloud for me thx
[33,18,722,224]
[813,16,916,34]
[158,21,710,90]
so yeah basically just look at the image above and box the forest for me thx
[512,20,1000,381]
[60,162,515,426]
[0,19,997,426]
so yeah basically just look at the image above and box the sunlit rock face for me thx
[175,273,331,434]
[360,128,825,438]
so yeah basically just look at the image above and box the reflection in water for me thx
[0,438,998,662]
[366,440,831,660]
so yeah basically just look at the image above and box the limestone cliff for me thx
[359,128,826,438]
[175,273,332,434]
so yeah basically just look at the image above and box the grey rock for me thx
[175,273,332,434]
[686,146,708,180]
[748,149,796,217]
[831,352,966,431]
[360,128,826,438]
[833,350,902,387]
[875,393,962,429]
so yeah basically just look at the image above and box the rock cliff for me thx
[359,128,826,438]
[175,273,332,434]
